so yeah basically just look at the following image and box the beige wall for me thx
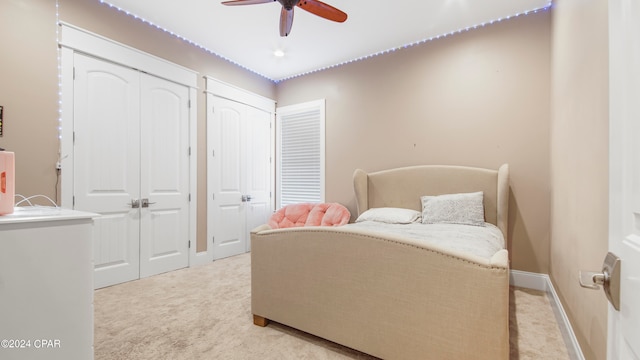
[0,0,59,205]
[277,12,552,273]
[550,0,609,359]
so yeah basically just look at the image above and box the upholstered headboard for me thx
[353,164,509,237]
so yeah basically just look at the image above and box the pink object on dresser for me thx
[0,150,15,215]
[268,203,351,229]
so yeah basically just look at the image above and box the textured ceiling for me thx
[101,0,551,82]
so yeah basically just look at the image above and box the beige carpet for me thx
[95,253,570,360]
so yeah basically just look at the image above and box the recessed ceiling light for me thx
[274,50,285,57]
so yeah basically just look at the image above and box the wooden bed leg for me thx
[253,314,269,327]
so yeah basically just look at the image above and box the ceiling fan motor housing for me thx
[278,0,300,10]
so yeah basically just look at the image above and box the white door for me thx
[208,96,273,259]
[209,96,246,260]
[74,54,190,288]
[244,105,274,251]
[608,0,640,358]
[139,73,190,278]
[74,53,141,288]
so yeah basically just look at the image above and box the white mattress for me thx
[343,221,505,261]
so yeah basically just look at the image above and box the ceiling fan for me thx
[221,0,348,37]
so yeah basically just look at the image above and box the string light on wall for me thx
[276,2,553,82]
[56,0,62,140]
[99,1,273,81]
[99,1,551,84]
[55,0,62,204]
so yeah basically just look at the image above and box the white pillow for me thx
[356,207,421,224]
[421,191,485,226]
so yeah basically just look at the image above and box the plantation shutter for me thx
[276,99,325,208]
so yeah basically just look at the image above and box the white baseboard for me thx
[510,270,549,291]
[510,270,585,360]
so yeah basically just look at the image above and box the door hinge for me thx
[188,193,191,202]
[212,193,215,200]
[188,240,191,249]
[212,236,215,244]
[73,67,76,80]
[73,131,76,144]
[212,149,215,157]
[72,196,75,206]
[188,100,191,108]
[188,147,191,156]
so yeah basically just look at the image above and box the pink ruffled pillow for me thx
[268,203,314,229]
[268,203,351,229]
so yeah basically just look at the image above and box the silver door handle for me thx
[128,199,140,209]
[579,252,620,311]
[241,195,253,202]
[140,198,156,208]
[579,271,607,290]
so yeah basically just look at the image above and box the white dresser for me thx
[0,207,96,360]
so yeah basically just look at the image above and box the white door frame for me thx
[205,77,276,261]
[58,23,201,266]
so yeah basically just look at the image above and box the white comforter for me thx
[343,221,505,261]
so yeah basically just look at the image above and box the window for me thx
[276,99,325,208]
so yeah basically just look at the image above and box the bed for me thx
[250,164,510,359]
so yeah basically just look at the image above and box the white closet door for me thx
[244,106,273,252]
[73,53,141,288]
[139,73,190,278]
[74,54,191,288]
[208,96,247,260]
[207,95,273,259]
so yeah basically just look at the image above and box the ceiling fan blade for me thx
[296,0,347,22]
[221,0,274,6]
[279,7,294,36]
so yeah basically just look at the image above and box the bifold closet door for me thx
[73,54,190,288]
